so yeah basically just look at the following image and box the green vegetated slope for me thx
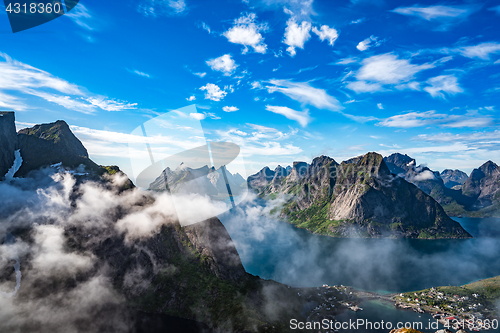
[249,153,471,239]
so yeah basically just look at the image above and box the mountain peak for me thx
[16,120,97,176]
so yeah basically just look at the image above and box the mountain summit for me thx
[249,152,471,239]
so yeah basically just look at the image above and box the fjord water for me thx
[219,209,500,293]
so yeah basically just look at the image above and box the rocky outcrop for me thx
[0,112,18,180]
[440,169,468,188]
[149,164,245,197]
[461,161,500,210]
[250,152,471,239]
[16,120,100,177]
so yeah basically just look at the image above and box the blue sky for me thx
[1,0,500,179]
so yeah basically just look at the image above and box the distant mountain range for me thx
[384,153,500,218]
[248,153,471,239]
[148,163,246,198]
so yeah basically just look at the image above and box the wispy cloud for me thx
[346,53,434,93]
[356,35,381,51]
[137,0,187,17]
[65,4,93,30]
[223,13,268,54]
[424,75,463,99]
[378,110,492,128]
[265,79,342,111]
[128,69,151,78]
[312,25,338,46]
[0,53,136,113]
[198,21,212,34]
[391,4,477,30]
[266,105,311,127]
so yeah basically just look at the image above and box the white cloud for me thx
[335,57,359,65]
[350,18,365,24]
[223,13,268,54]
[199,83,227,101]
[346,81,383,93]
[347,53,433,93]
[137,0,187,17]
[189,113,205,120]
[65,4,93,30]
[186,95,196,101]
[85,97,138,112]
[0,91,25,110]
[312,25,338,46]
[265,79,342,111]
[424,75,463,98]
[193,72,206,78]
[130,69,150,78]
[377,103,384,110]
[0,53,137,113]
[223,106,239,112]
[378,110,492,128]
[283,19,311,56]
[215,125,302,158]
[455,42,500,60]
[199,21,211,34]
[356,53,433,84]
[250,81,262,89]
[356,35,379,51]
[206,54,238,75]
[266,105,311,127]
[392,5,473,21]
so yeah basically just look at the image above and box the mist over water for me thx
[219,198,500,293]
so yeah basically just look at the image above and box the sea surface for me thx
[220,211,500,292]
[219,210,500,330]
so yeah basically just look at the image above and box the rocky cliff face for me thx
[148,164,245,197]
[16,120,100,177]
[250,153,471,239]
[384,153,500,217]
[2,117,304,332]
[0,112,18,180]
[461,161,500,210]
[440,169,468,188]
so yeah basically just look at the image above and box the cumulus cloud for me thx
[283,19,311,56]
[206,54,238,75]
[356,35,380,51]
[223,13,268,54]
[266,105,311,127]
[223,106,239,112]
[200,83,227,101]
[186,95,196,101]
[424,75,463,98]
[377,103,384,110]
[312,25,338,46]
